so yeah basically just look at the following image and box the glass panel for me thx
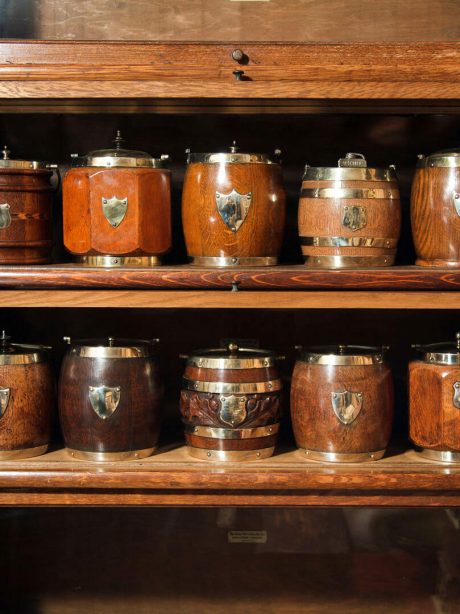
[1,507,459,612]
[0,0,459,42]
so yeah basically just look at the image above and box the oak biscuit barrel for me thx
[291,345,394,463]
[58,337,163,461]
[0,332,54,460]
[409,333,460,463]
[63,130,171,267]
[0,144,55,264]
[298,153,401,268]
[182,143,286,267]
[180,343,283,461]
[411,149,460,267]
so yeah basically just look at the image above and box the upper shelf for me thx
[0,41,459,103]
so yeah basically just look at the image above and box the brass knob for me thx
[2,145,10,160]
[232,70,245,81]
[231,49,245,62]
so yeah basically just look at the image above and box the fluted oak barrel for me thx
[291,345,394,463]
[182,145,286,267]
[409,334,460,463]
[298,153,401,268]
[0,333,54,459]
[180,343,283,461]
[59,337,163,461]
[411,149,460,267]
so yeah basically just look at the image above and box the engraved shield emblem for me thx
[342,205,367,232]
[453,382,460,409]
[216,190,252,232]
[331,390,363,425]
[453,192,460,217]
[88,385,121,420]
[0,387,10,418]
[0,204,11,229]
[219,395,247,427]
[102,196,128,228]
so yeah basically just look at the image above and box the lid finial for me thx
[228,342,239,355]
[456,332,460,351]
[113,130,125,151]
[0,330,9,345]
[108,337,115,347]
[2,145,10,160]
[229,141,239,154]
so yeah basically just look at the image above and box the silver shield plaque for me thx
[0,387,10,418]
[102,196,128,228]
[454,192,460,217]
[219,395,247,427]
[88,385,121,420]
[331,390,363,425]
[0,204,11,229]
[216,190,252,232]
[453,382,460,409]
[342,205,367,232]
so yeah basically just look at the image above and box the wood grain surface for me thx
[182,161,285,260]
[63,167,171,257]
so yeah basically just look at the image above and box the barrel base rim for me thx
[189,256,278,267]
[298,448,386,463]
[302,255,395,269]
[417,448,460,463]
[66,447,156,462]
[187,446,275,462]
[75,255,162,267]
[416,258,460,268]
[0,444,48,460]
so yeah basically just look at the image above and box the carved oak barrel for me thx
[409,333,460,462]
[0,145,54,264]
[58,337,162,461]
[411,149,460,267]
[291,345,394,463]
[0,332,54,459]
[182,144,286,267]
[63,131,171,267]
[180,343,283,461]
[298,153,401,268]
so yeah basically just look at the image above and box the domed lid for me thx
[296,344,388,366]
[185,142,281,164]
[0,145,50,170]
[416,148,460,168]
[0,331,51,364]
[414,332,460,364]
[73,131,170,168]
[302,153,397,181]
[64,336,159,358]
[182,342,279,369]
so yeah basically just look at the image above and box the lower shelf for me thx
[1,445,460,507]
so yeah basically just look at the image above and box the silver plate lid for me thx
[0,145,50,171]
[416,149,460,168]
[182,342,278,369]
[297,344,387,366]
[74,131,170,168]
[64,336,159,358]
[186,142,281,165]
[414,332,460,365]
[302,152,397,181]
[0,331,51,364]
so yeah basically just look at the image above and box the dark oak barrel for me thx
[411,150,460,267]
[58,338,163,461]
[0,146,54,264]
[409,334,460,462]
[0,334,54,459]
[182,146,286,267]
[180,343,282,461]
[291,345,394,463]
[298,153,401,268]
[62,131,171,267]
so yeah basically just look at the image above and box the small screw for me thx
[256,452,261,457]
[231,49,245,62]
[232,70,245,81]
[268,383,273,389]
[263,360,269,366]
[194,427,199,433]
[194,383,198,389]
[370,453,375,459]
[207,451,212,458]
[268,427,273,433]
[232,257,238,264]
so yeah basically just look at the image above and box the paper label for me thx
[228,530,267,544]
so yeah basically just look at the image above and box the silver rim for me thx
[0,444,48,460]
[417,448,460,463]
[189,256,277,267]
[186,152,275,164]
[76,255,162,267]
[182,378,282,393]
[303,254,395,268]
[300,187,399,199]
[183,423,279,439]
[302,167,396,181]
[187,447,275,461]
[299,236,398,248]
[66,447,155,462]
[299,448,385,463]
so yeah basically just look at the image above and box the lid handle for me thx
[229,141,239,154]
[338,344,347,355]
[113,130,125,151]
[456,332,460,351]
[227,342,239,356]
[0,330,10,346]
[63,336,72,345]
[338,153,367,168]
[2,145,10,160]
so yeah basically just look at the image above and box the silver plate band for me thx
[182,378,282,393]
[297,353,383,366]
[302,167,396,181]
[184,355,277,369]
[183,423,280,439]
[76,255,162,267]
[299,448,385,463]
[417,448,460,463]
[187,153,275,164]
[300,188,399,200]
[416,155,460,168]
[85,156,168,168]
[299,236,398,248]
[303,254,395,268]
[187,446,275,462]
[0,444,48,460]
[417,352,460,365]
[189,256,277,267]
[66,447,155,462]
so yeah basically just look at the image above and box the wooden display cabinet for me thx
[0,40,459,508]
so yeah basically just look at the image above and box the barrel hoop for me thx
[183,422,280,439]
[299,236,398,248]
[300,188,399,199]
[182,378,282,393]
